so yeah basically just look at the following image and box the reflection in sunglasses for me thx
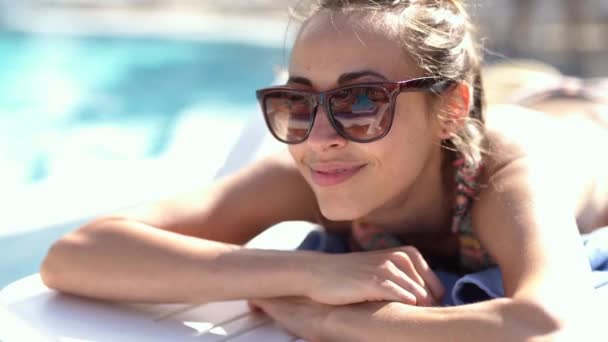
[329,88,391,138]
[265,95,310,139]
[258,76,454,143]
[352,93,376,113]
[335,102,389,136]
[262,86,398,141]
[365,103,389,135]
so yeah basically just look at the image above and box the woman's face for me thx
[287,11,445,221]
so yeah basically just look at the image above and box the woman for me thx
[41,0,608,340]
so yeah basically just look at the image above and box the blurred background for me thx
[0,0,607,287]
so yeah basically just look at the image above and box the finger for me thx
[390,248,444,304]
[376,279,418,305]
[389,271,435,306]
[403,249,445,303]
[387,255,436,306]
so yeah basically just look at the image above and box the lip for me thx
[309,163,367,187]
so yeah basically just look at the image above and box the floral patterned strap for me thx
[450,157,484,234]
[451,157,495,271]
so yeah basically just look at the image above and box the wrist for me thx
[285,250,325,298]
[322,302,377,341]
[324,301,412,341]
[211,248,323,298]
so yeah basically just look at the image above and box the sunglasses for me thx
[256,76,455,144]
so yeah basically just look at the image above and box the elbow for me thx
[40,239,67,289]
[498,298,576,342]
[525,296,600,342]
[40,232,88,290]
[40,217,121,290]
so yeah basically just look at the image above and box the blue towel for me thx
[297,226,608,306]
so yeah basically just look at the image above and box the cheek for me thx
[388,96,438,152]
[287,145,298,160]
[287,145,307,173]
[372,109,437,182]
[288,143,306,159]
[371,143,411,189]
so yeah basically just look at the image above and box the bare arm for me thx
[254,155,597,341]
[40,149,322,303]
[317,298,584,342]
[314,159,589,340]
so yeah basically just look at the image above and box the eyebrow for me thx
[338,70,389,83]
[286,76,312,86]
[286,69,389,87]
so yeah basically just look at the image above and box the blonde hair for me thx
[292,0,487,167]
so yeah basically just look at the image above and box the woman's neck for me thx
[359,148,455,235]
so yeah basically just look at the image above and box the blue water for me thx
[0,30,283,185]
[0,30,284,288]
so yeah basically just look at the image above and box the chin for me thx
[317,197,368,222]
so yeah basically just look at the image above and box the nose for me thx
[306,102,348,150]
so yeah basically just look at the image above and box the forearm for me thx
[41,218,315,303]
[323,298,564,342]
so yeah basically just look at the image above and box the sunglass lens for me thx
[329,86,391,141]
[263,91,314,143]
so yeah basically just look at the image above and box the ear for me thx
[436,81,471,140]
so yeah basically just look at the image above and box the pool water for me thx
[0,30,284,288]
[0,30,282,187]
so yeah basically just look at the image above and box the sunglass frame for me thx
[255,76,456,144]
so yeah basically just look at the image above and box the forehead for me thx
[289,10,417,87]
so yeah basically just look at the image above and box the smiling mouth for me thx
[309,164,367,187]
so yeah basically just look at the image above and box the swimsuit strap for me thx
[451,156,496,271]
[450,156,484,234]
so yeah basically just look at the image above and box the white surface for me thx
[0,222,318,341]
[0,275,302,342]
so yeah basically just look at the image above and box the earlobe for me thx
[436,82,471,139]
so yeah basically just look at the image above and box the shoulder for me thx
[481,105,595,190]
[480,104,604,210]
[465,107,597,297]
[482,104,560,169]
[483,104,607,165]
[470,107,588,266]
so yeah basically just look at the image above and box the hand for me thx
[308,246,445,306]
[249,297,332,342]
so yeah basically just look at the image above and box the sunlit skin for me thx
[287,10,455,232]
[39,5,608,342]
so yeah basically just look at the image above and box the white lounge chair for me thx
[0,112,315,342]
